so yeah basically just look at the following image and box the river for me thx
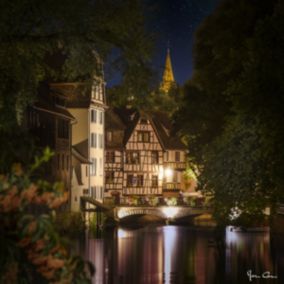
[77,225,284,284]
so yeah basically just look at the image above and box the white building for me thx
[58,72,107,211]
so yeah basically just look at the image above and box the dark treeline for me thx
[175,0,284,225]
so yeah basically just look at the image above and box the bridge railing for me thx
[103,196,211,209]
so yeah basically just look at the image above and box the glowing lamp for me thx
[164,167,173,178]
[162,206,179,219]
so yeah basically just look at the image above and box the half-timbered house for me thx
[105,108,191,199]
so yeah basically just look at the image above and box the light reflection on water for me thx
[80,226,284,284]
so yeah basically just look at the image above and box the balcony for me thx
[163,182,182,191]
[163,161,186,170]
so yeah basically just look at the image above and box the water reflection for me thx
[81,226,284,284]
[163,226,177,284]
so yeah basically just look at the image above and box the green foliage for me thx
[175,0,284,225]
[55,212,85,238]
[0,155,92,283]
[0,0,153,170]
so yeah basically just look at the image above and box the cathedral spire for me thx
[160,48,175,93]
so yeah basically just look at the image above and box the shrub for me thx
[0,153,92,283]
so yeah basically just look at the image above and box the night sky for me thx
[149,0,220,85]
[106,0,220,87]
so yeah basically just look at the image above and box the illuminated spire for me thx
[160,48,175,93]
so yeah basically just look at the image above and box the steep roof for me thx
[50,82,106,108]
[105,109,126,149]
[73,139,88,160]
[105,107,186,150]
[34,83,75,120]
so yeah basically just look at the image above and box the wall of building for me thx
[89,106,105,202]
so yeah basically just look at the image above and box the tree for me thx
[0,0,153,170]
[175,0,284,224]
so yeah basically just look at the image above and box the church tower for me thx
[160,48,176,93]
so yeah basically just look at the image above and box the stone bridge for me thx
[80,197,211,221]
[114,206,211,220]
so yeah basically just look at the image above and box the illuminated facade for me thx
[105,108,188,198]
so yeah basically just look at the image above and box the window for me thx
[106,171,114,184]
[125,151,140,164]
[106,151,115,163]
[91,109,97,123]
[57,119,69,139]
[106,131,113,142]
[137,131,150,142]
[151,151,159,164]
[90,158,97,176]
[127,175,134,186]
[66,155,69,170]
[152,175,158,187]
[99,111,103,124]
[175,151,180,162]
[91,133,97,148]
[137,175,143,187]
